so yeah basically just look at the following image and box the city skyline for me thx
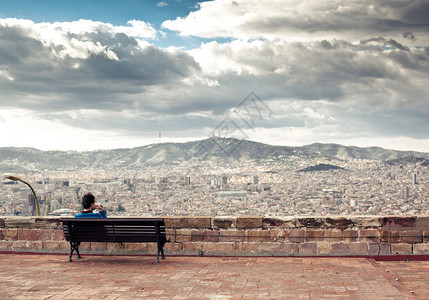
[1,0,429,152]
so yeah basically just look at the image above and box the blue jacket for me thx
[75,210,107,218]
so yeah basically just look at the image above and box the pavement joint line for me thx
[368,258,418,299]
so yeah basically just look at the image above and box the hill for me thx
[298,164,345,172]
[385,155,429,166]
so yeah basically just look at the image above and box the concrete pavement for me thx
[0,254,427,299]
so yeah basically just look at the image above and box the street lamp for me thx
[3,173,40,216]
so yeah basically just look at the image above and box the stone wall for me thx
[1,216,428,257]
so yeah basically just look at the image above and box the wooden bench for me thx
[60,218,168,263]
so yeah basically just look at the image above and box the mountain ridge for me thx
[1,138,428,173]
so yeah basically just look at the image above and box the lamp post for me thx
[3,173,40,216]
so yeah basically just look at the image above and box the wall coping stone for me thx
[1,215,429,229]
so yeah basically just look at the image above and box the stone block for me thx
[35,217,62,229]
[325,229,342,242]
[262,216,295,228]
[181,217,211,228]
[42,241,60,251]
[415,217,429,230]
[0,218,5,228]
[182,242,201,255]
[330,243,350,255]
[175,229,192,242]
[270,229,288,242]
[0,241,12,250]
[359,229,380,242]
[385,230,400,243]
[255,242,292,256]
[17,229,38,241]
[4,229,18,241]
[298,243,317,255]
[380,230,389,242]
[59,241,70,252]
[162,217,182,228]
[325,217,355,229]
[413,243,429,254]
[246,230,270,242]
[147,243,158,254]
[12,241,28,250]
[289,230,305,243]
[399,230,422,244]
[379,243,392,255]
[27,241,43,251]
[391,243,412,254]
[204,230,220,242]
[5,217,36,228]
[52,229,64,241]
[349,243,368,255]
[240,243,259,255]
[107,243,124,253]
[214,242,237,254]
[200,242,216,255]
[343,230,359,242]
[164,242,182,254]
[191,230,204,242]
[165,229,176,243]
[213,217,236,229]
[305,230,324,242]
[90,242,106,252]
[124,243,148,253]
[382,216,416,229]
[368,243,390,255]
[219,230,245,242]
[237,217,263,229]
[317,242,331,255]
[424,231,429,243]
[295,217,324,228]
[257,242,279,255]
[257,242,297,256]
[351,216,381,228]
[79,242,91,251]
[273,242,298,255]
[37,229,53,241]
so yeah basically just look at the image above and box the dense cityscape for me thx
[1,154,427,217]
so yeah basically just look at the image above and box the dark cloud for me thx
[0,21,201,112]
[360,37,409,51]
[394,0,429,23]
[403,32,416,41]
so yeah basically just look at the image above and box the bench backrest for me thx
[60,218,167,243]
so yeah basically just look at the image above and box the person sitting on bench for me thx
[75,192,107,218]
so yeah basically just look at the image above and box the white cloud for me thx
[157,2,168,7]
[162,0,429,44]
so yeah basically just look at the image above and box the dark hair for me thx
[82,192,95,209]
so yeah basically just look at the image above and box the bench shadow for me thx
[55,255,172,265]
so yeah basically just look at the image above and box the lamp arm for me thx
[19,179,40,216]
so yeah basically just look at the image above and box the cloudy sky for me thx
[1,0,428,152]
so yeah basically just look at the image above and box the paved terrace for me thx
[1,253,428,299]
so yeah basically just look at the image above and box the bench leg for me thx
[161,245,165,260]
[69,242,81,262]
[156,242,165,263]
